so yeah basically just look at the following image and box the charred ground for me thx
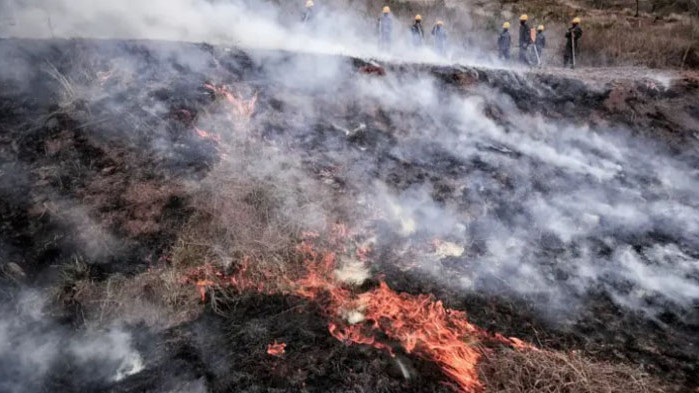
[1,38,698,392]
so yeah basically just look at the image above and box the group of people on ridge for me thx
[302,1,583,68]
[498,14,582,67]
[381,7,448,55]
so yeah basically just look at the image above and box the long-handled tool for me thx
[571,30,576,69]
[529,27,540,67]
[533,45,541,67]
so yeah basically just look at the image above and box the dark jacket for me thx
[535,31,546,50]
[518,21,530,48]
[411,22,425,45]
[565,24,582,48]
[498,29,511,51]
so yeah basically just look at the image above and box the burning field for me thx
[1,38,698,393]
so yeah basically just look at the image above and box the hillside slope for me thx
[1,38,698,392]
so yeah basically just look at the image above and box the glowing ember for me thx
[195,279,215,302]
[204,83,258,119]
[267,341,286,357]
[96,70,113,85]
[494,333,540,352]
[194,126,221,143]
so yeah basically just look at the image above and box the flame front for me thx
[183,235,535,392]
[291,245,483,392]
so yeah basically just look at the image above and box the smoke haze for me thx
[0,0,698,390]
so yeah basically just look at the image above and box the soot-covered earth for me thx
[1,38,698,392]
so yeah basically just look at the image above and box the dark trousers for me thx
[519,46,528,64]
[563,44,575,67]
[498,49,510,60]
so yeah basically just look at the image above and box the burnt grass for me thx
[1,38,698,392]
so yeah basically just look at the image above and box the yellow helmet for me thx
[382,6,390,13]
[520,14,528,21]
[436,20,444,26]
[415,14,422,21]
[305,0,313,7]
[572,16,581,24]
[502,21,511,29]
[537,24,544,31]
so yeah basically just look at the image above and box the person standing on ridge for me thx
[564,17,583,68]
[432,20,448,56]
[378,6,394,52]
[302,0,315,24]
[534,24,546,64]
[411,15,425,47]
[518,14,531,64]
[498,22,511,61]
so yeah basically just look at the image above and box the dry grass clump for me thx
[55,256,93,303]
[61,264,202,329]
[479,348,666,393]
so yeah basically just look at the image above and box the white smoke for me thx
[0,291,145,393]
[346,72,699,318]
[2,0,468,64]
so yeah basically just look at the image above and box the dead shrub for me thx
[479,348,666,393]
[70,265,201,329]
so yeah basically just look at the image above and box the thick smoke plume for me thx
[2,0,478,63]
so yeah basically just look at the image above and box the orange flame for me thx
[182,235,536,392]
[204,83,257,119]
[267,340,287,356]
[195,279,215,302]
[288,244,485,392]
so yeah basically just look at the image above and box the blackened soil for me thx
[1,38,698,392]
[108,294,453,393]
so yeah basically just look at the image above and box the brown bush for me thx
[479,348,666,393]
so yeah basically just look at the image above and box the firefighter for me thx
[534,24,546,63]
[411,15,425,47]
[378,6,393,51]
[498,22,512,60]
[564,17,583,68]
[432,20,448,56]
[302,0,314,24]
[518,14,531,64]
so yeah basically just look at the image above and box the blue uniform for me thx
[302,7,314,24]
[378,14,393,50]
[432,25,447,55]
